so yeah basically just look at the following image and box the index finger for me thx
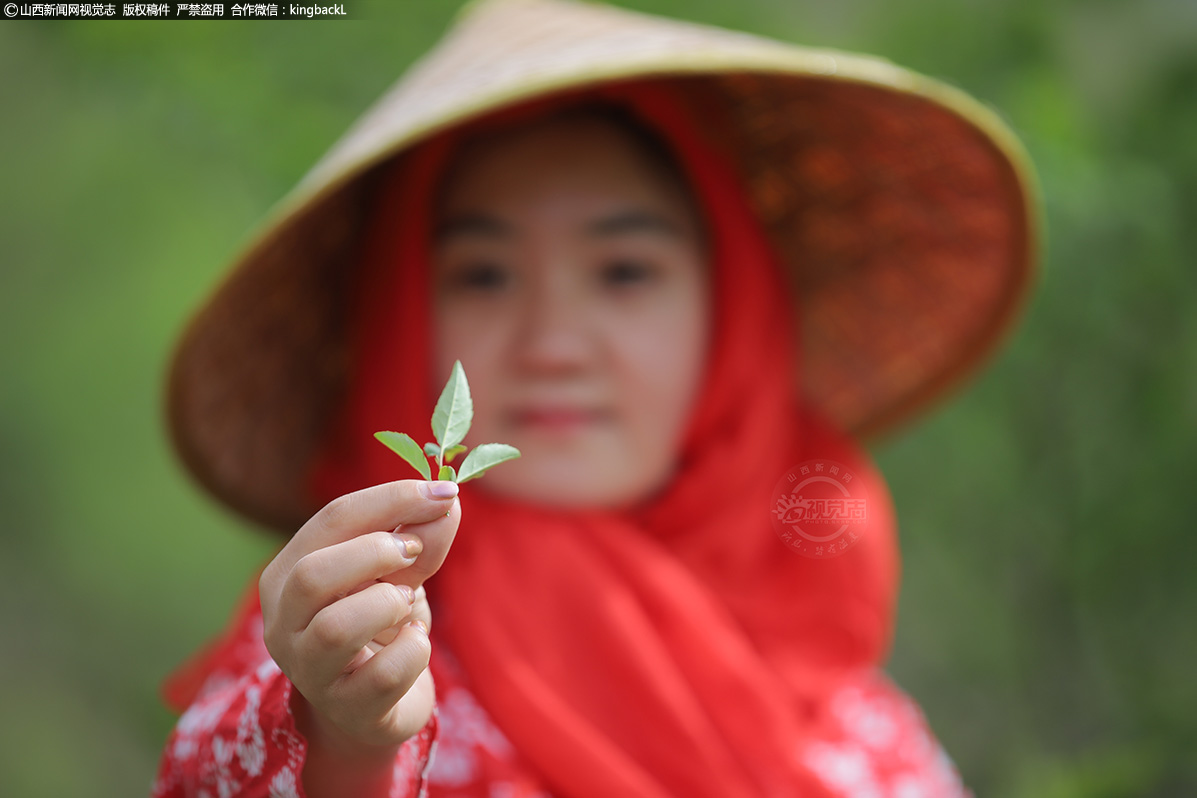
[287,480,459,567]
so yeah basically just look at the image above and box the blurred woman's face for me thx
[431,112,709,508]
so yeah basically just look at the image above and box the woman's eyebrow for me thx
[588,210,684,238]
[434,213,510,243]
[434,209,684,243]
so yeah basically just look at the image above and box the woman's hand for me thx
[258,479,460,794]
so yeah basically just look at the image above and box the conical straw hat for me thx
[167,0,1040,531]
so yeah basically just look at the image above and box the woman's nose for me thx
[512,267,595,373]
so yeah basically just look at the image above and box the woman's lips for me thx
[512,407,609,432]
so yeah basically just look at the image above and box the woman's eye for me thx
[601,260,655,287]
[450,263,509,292]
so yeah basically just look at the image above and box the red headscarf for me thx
[312,81,899,798]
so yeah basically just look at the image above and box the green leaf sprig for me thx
[374,360,521,483]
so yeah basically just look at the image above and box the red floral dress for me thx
[152,589,971,798]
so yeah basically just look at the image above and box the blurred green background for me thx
[1,0,1193,795]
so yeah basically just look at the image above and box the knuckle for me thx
[409,626,433,660]
[409,626,433,665]
[261,630,300,684]
[259,562,277,594]
[366,531,403,566]
[261,625,284,661]
[366,638,427,694]
[398,625,433,668]
[362,658,406,696]
[319,493,355,530]
[287,555,325,601]
[366,582,412,628]
[386,585,416,625]
[409,602,431,633]
[307,609,352,652]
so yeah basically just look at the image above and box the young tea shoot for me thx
[374,360,521,484]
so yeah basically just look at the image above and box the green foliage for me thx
[376,361,521,483]
[0,2,1193,796]
[423,441,468,461]
[457,444,522,484]
[430,360,473,453]
[374,431,432,480]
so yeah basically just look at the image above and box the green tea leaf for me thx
[431,360,473,451]
[374,431,431,480]
[457,443,521,483]
[375,364,518,488]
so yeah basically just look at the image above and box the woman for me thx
[152,1,1038,796]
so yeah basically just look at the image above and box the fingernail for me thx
[396,535,423,558]
[396,584,415,603]
[407,619,428,635]
[426,480,458,499]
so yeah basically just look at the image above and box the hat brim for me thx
[167,0,1039,531]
